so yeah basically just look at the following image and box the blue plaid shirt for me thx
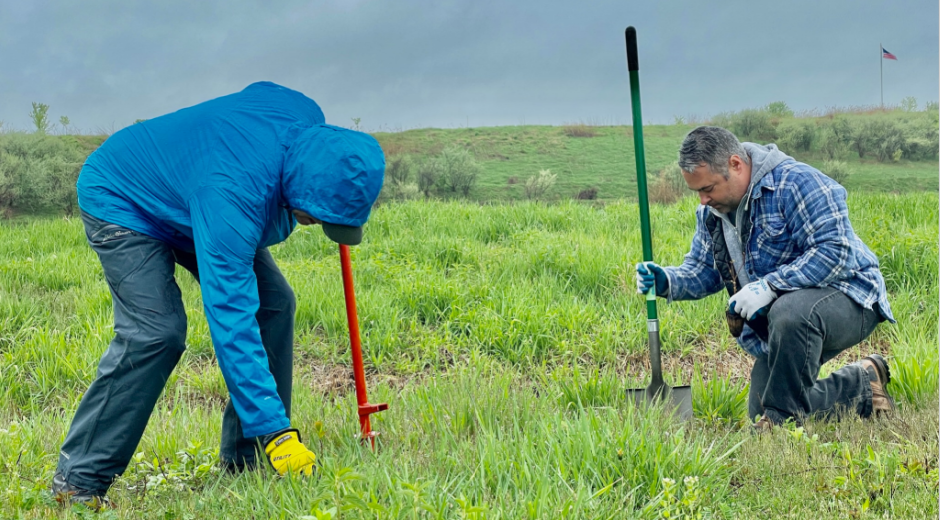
[663,159,894,357]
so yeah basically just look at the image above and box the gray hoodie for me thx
[707,142,793,286]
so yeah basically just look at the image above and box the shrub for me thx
[576,187,598,200]
[849,118,908,161]
[648,163,687,204]
[727,109,776,142]
[415,158,440,199]
[562,124,597,138]
[775,119,816,152]
[898,115,940,161]
[523,169,556,200]
[899,96,918,112]
[764,101,794,118]
[708,111,734,129]
[818,117,853,160]
[379,180,421,202]
[0,133,86,216]
[435,145,481,197]
[385,154,412,185]
[822,160,852,185]
[0,151,31,217]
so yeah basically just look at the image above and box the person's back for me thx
[78,81,325,250]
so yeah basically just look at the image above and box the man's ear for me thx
[728,155,745,174]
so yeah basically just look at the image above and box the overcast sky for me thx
[1,0,936,133]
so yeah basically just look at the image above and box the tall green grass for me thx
[0,194,937,518]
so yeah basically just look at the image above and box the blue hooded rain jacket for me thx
[77,82,385,437]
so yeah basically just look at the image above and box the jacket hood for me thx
[282,124,385,227]
[743,142,792,190]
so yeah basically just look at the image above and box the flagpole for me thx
[880,43,883,107]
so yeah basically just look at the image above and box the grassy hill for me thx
[1,106,936,219]
[372,123,938,201]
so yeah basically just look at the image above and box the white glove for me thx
[728,279,777,320]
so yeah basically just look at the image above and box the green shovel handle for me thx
[625,26,658,320]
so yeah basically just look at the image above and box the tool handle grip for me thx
[625,26,639,71]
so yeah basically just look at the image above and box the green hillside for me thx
[1,106,936,219]
[373,123,938,201]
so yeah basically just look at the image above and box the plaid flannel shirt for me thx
[662,159,894,357]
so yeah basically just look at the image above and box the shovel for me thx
[623,26,692,420]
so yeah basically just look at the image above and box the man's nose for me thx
[699,193,710,205]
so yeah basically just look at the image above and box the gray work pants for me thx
[749,287,881,424]
[56,211,295,494]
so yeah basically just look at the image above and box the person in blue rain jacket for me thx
[53,82,385,509]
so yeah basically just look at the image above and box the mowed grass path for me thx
[1,194,937,518]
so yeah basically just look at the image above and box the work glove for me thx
[263,428,317,476]
[635,261,668,297]
[728,279,777,320]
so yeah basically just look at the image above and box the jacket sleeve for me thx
[189,187,290,438]
[762,176,856,292]
[662,208,724,302]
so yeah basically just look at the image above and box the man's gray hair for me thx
[678,126,750,178]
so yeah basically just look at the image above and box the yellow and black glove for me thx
[263,428,317,476]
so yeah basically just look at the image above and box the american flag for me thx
[882,47,898,60]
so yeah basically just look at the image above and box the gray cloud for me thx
[1,0,936,133]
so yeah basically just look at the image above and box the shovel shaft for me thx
[625,27,658,322]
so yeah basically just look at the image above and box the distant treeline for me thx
[0,101,937,217]
[708,101,939,162]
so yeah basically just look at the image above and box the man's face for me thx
[292,209,322,226]
[682,155,752,214]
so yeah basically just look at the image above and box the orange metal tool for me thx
[339,244,388,447]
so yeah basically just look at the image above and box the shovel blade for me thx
[626,384,693,421]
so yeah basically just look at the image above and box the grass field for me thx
[1,192,937,518]
[372,125,939,201]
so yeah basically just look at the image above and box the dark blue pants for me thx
[748,287,881,424]
[56,211,295,494]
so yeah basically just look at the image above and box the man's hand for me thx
[635,261,668,297]
[728,279,778,320]
[264,428,317,476]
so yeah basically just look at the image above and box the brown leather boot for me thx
[860,354,896,415]
[51,473,113,511]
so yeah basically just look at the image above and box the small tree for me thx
[385,155,412,185]
[435,146,480,197]
[416,157,440,199]
[30,102,51,135]
[524,169,557,200]
[728,109,776,142]
[59,116,71,134]
[765,101,794,118]
[775,120,816,152]
[900,96,918,112]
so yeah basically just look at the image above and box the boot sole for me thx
[864,353,896,411]
[865,353,891,384]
